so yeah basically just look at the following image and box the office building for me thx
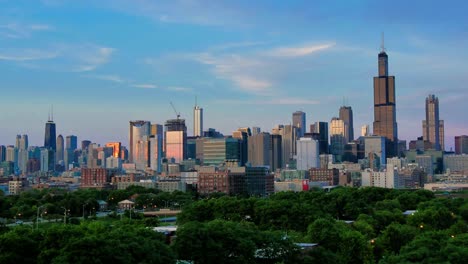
[363,136,386,170]
[272,125,297,167]
[105,142,121,158]
[44,118,56,152]
[330,118,348,161]
[455,135,468,154]
[81,140,91,151]
[233,128,250,165]
[66,135,77,150]
[361,125,370,137]
[422,94,444,150]
[56,135,64,164]
[293,111,306,138]
[443,155,468,173]
[310,122,329,154]
[202,137,241,166]
[373,37,398,157]
[129,120,151,163]
[309,168,339,186]
[248,132,271,167]
[270,134,282,171]
[150,135,163,172]
[165,119,187,163]
[296,138,319,170]
[339,106,354,142]
[40,148,54,172]
[0,145,5,162]
[193,104,203,137]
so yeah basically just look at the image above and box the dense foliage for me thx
[0,187,467,263]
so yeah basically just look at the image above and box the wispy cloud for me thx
[132,83,158,89]
[265,43,335,58]
[218,97,320,105]
[0,22,54,39]
[167,86,192,92]
[87,74,125,83]
[0,49,59,61]
[72,46,115,72]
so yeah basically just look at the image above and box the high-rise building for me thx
[56,135,64,164]
[202,137,241,166]
[129,120,151,163]
[293,111,306,138]
[66,135,77,150]
[248,132,271,167]
[272,125,297,167]
[422,94,444,150]
[311,122,329,154]
[81,140,91,151]
[193,104,203,137]
[339,106,354,142]
[270,134,282,171]
[363,136,386,170]
[439,121,445,151]
[373,36,398,157]
[150,135,162,172]
[252,127,261,135]
[233,128,251,166]
[455,135,468,154]
[165,119,187,163]
[105,142,121,158]
[330,118,348,162]
[17,135,28,174]
[361,125,370,137]
[0,145,6,162]
[296,138,319,170]
[44,119,56,151]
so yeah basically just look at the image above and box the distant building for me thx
[56,135,64,165]
[193,104,203,137]
[293,111,306,138]
[202,137,241,166]
[296,138,319,170]
[309,168,339,186]
[455,135,468,154]
[272,125,297,166]
[66,135,78,150]
[165,119,187,163]
[361,125,370,137]
[80,168,114,189]
[362,136,386,169]
[248,132,271,167]
[422,94,444,150]
[129,120,151,163]
[270,134,282,171]
[373,39,398,157]
[339,106,354,142]
[330,117,347,161]
[443,155,468,173]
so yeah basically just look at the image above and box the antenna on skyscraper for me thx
[381,32,385,52]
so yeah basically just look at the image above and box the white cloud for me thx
[132,84,158,89]
[0,22,54,39]
[88,74,125,83]
[72,46,116,72]
[167,86,192,92]
[265,43,335,58]
[0,49,59,61]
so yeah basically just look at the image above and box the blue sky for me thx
[0,0,467,150]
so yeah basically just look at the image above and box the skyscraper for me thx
[44,117,56,151]
[272,125,297,167]
[129,120,151,163]
[455,135,468,154]
[165,119,187,163]
[373,36,398,157]
[56,135,64,164]
[270,134,282,171]
[311,122,329,154]
[296,138,319,170]
[330,118,348,162]
[339,106,354,142]
[194,104,203,137]
[422,94,444,151]
[66,135,78,150]
[361,125,370,137]
[293,111,306,138]
[247,132,271,167]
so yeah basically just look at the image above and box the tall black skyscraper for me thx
[339,105,354,142]
[373,35,398,157]
[44,113,56,151]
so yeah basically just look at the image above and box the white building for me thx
[361,164,397,188]
[296,138,319,170]
[194,105,203,137]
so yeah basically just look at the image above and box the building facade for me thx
[373,41,398,157]
[422,94,444,150]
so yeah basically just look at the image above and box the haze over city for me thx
[1,0,467,150]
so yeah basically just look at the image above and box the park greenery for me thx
[0,186,467,263]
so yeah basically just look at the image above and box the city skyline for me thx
[1,1,467,150]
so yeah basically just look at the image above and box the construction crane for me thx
[170,102,180,119]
